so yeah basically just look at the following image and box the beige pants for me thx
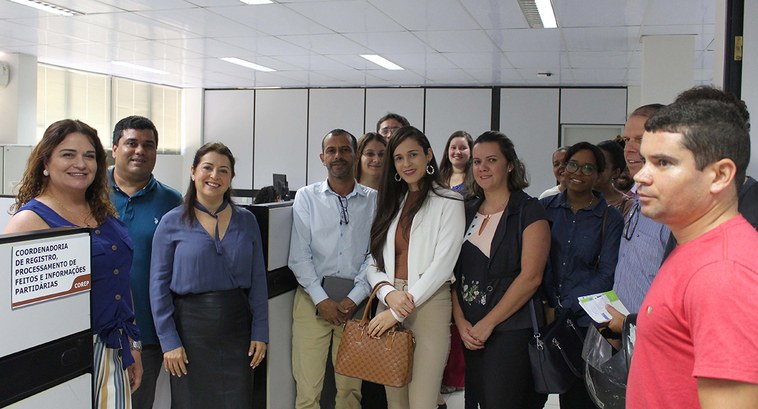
[385,280,451,409]
[291,287,362,409]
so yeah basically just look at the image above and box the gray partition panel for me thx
[500,88,560,198]
[307,89,365,185]
[560,88,628,125]
[254,89,309,190]
[365,88,424,133]
[424,88,492,162]
[204,90,254,189]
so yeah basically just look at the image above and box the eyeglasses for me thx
[336,195,349,225]
[379,126,400,137]
[565,161,597,176]
[623,200,640,240]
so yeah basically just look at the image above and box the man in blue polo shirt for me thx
[109,116,182,409]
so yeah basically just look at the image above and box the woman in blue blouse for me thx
[150,142,269,408]
[539,141,623,408]
[4,119,141,409]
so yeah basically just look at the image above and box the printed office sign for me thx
[10,234,91,308]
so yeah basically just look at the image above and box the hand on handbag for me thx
[385,290,415,318]
[368,309,400,337]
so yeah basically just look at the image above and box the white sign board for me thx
[10,234,90,308]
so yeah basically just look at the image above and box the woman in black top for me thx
[452,131,550,408]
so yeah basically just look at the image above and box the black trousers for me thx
[170,289,253,409]
[131,344,163,409]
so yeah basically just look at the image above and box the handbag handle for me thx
[359,281,394,325]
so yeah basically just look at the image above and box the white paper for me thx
[577,290,630,323]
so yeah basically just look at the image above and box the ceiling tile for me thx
[343,31,429,54]
[459,0,527,29]
[279,33,366,55]
[135,7,259,38]
[487,29,563,52]
[416,30,499,53]
[286,1,403,34]
[371,0,480,31]
[208,4,331,36]
[562,27,631,52]
[442,52,513,70]
[505,51,562,69]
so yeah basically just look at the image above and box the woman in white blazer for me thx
[365,126,465,409]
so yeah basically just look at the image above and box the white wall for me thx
[0,53,37,145]
[742,0,758,178]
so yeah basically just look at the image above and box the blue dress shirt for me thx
[150,205,269,352]
[540,191,623,326]
[288,180,377,306]
[109,168,182,345]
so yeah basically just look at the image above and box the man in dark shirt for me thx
[109,116,182,409]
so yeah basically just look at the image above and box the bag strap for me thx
[359,281,393,325]
[528,298,540,336]
[593,205,609,271]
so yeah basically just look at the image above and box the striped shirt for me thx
[612,195,670,314]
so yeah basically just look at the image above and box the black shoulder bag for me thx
[527,205,609,394]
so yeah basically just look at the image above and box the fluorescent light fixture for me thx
[112,61,169,75]
[8,0,83,16]
[220,57,276,72]
[240,0,274,4]
[360,54,404,71]
[517,0,557,29]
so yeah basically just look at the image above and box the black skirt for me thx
[170,289,253,409]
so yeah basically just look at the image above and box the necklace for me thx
[570,196,595,212]
[49,195,95,227]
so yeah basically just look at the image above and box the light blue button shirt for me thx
[288,180,377,306]
[612,195,670,314]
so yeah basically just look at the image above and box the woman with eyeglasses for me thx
[355,132,387,191]
[364,126,465,409]
[538,141,623,408]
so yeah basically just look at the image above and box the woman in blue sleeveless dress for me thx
[4,119,140,409]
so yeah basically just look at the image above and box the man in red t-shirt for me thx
[626,97,758,408]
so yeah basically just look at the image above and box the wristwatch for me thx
[130,340,143,352]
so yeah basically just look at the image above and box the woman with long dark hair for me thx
[150,142,268,408]
[364,126,465,409]
[5,119,141,408]
[452,131,551,408]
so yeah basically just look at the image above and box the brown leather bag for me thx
[334,281,415,387]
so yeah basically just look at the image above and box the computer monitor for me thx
[273,174,289,201]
